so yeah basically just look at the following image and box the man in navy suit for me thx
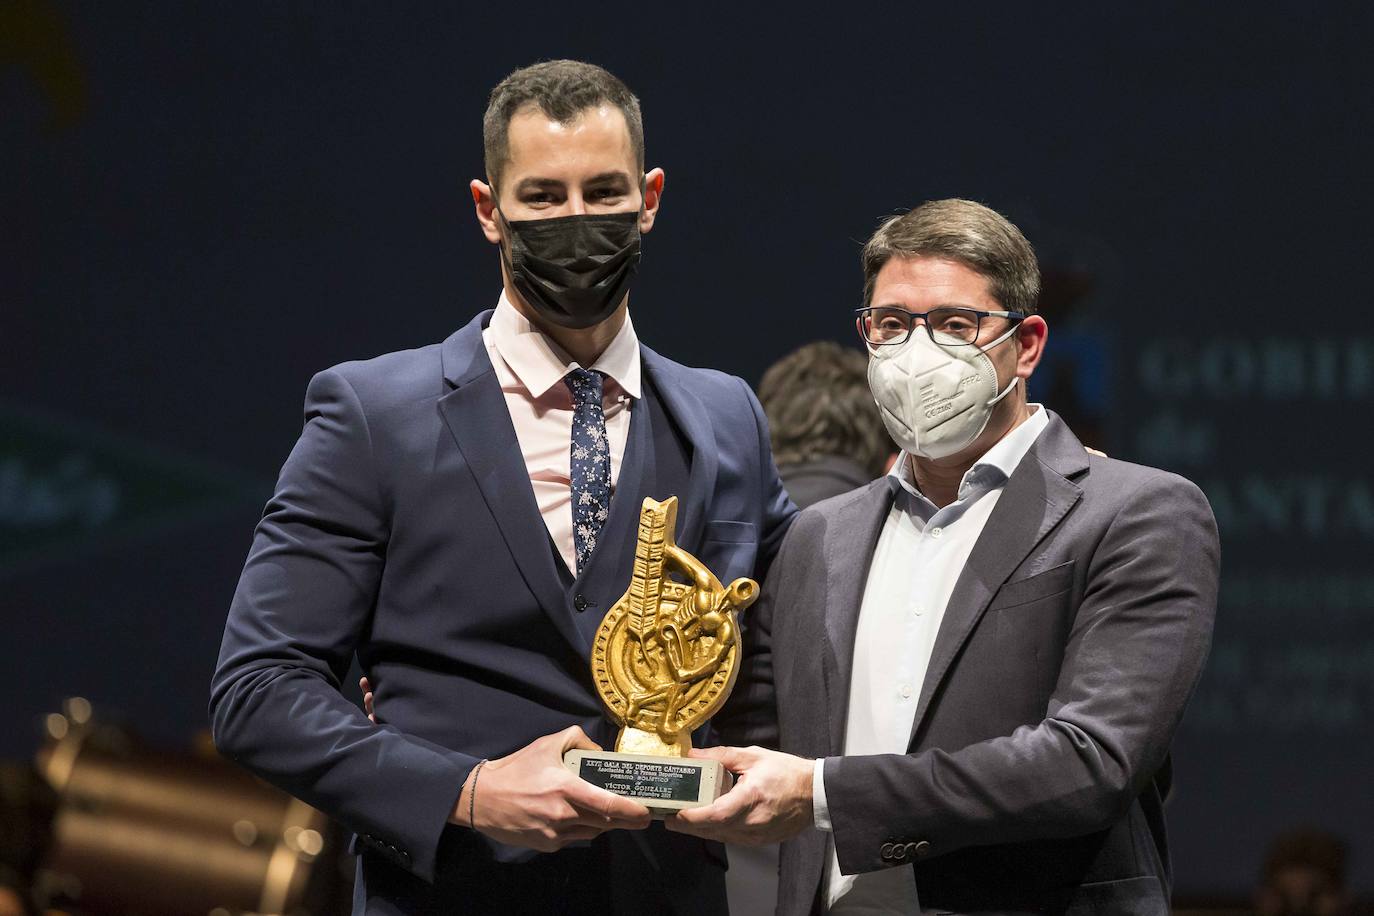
[209,60,794,915]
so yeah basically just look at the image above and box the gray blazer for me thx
[725,412,1219,916]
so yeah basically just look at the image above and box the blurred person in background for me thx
[758,341,896,509]
[1256,829,1352,916]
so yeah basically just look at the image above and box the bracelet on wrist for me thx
[468,759,488,831]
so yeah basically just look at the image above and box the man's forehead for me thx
[502,103,636,180]
[876,256,994,299]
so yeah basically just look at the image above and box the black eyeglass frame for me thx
[854,305,1027,348]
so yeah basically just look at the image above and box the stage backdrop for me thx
[4,2,1371,896]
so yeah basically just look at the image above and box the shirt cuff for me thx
[812,758,832,832]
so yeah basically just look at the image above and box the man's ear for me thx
[639,167,665,234]
[1015,315,1048,381]
[471,179,502,245]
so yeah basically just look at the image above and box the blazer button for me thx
[574,594,589,612]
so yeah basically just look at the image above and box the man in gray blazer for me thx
[671,199,1220,915]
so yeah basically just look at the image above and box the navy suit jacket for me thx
[209,310,795,910]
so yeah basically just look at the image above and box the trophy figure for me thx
[563,496,758,814]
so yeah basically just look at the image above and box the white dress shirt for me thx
[482,293,642,574]
[813,406,1049,915]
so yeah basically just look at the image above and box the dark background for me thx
[4,1,1372,898]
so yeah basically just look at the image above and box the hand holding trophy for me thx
[564,496,758,814]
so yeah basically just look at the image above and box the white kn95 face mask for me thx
[867,324,1020,460]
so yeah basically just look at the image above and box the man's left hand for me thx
[664,746,814,845]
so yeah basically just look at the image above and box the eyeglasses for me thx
[854,306,1025,348]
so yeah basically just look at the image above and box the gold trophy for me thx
[563,496,758,814]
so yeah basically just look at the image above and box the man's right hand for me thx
[360,676,378,723]
[359,680,647,850]
[454,726,652,851]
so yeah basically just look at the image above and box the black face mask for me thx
[497,209,642,329]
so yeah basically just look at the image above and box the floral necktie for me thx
[564,368,611,575]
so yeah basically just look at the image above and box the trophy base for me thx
[562,749,733,817]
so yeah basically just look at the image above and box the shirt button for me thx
[900,684,912,699]
[930,527,943,539]
[913,604,924,616]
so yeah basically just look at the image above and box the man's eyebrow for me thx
[871,302,978,311]
[584,171,634,186]
[512,177,566,194]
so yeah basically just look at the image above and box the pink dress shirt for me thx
[482,294,641,575]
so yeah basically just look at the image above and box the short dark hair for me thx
[1262,828,1347,886]
[483,60,644,190]
[861,199,1040,315]
[757,341,892,479]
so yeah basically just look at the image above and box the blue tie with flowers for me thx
[565,368,611,575]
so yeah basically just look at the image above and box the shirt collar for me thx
[488,291,642,400]
[964,403,1048,491]
[890,404,1049,502]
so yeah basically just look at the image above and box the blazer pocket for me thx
[700,520,758,584]
[989,560,1076,611]
[1067,874,1167,915]
[701,519,757,544]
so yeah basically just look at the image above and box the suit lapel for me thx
[436,312,585,655]
[639,347,718,552]
[908,414,1088,746]
[820,479,898,755]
